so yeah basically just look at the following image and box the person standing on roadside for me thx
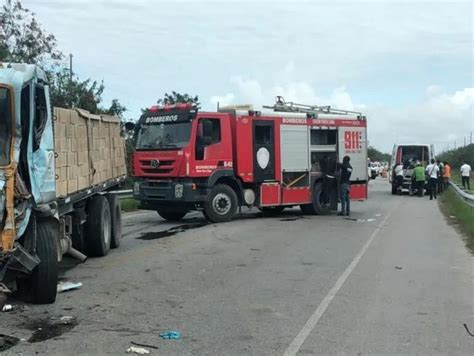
[460,160,472,190]
[338,155,352,216]
[437,160,444,193]
[394,162,404,192]
[426,159,440,200]
[443,161,451,190]
[412,162,426,197]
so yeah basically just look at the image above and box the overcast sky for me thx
[21,0,473,153]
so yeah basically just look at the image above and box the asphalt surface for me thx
[1,178,473,355]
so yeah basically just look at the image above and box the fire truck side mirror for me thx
[124,122,135,131]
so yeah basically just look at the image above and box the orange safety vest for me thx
[444,164,451,178]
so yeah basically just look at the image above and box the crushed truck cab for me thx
[132,97,369,222]
[0,63,126,303]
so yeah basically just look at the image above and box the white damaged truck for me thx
[0,63,127,303]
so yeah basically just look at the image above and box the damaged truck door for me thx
[0,63,127,304]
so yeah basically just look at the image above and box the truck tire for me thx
[157,210,188,221]
[300,203,316,215]
[107,194,122,249]
[313,182,331,215]
[204,184,238,223]
[86,195,111,257]
[18,219,58,304]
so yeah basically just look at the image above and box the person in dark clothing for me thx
[338,156,352,216]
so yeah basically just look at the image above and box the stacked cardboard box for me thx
[54,108,126,198]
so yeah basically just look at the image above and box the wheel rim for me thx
[212,193,232,215]
[103,206,111,245]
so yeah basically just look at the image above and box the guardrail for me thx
[449,182,474,208]
[109,189,133,199]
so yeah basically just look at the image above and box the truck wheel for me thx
[18,219,58,304]
[300,204,316,215]
[204,184,238,223]
[107,194,122,249]
[86,195,111,257]
[157,210,188,221]
[313,182,331,215]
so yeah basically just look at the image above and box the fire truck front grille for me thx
[139,159,176,175]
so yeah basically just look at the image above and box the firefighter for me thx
[338,155,352,216]
[411,162,426,197]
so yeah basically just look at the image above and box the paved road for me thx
[2,179,473,355]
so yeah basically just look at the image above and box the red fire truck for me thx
[131,97,368,222]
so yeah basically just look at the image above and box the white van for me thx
[389,144,435,194]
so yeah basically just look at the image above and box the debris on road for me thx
[57,281,83,293]
[367,218,376,222]
[131,341,159,349]
[159,330,181,339]
[27,316,78,343]
[0,334,20,352]
[375,213,382,217]
[1,304,13,312]
[463,323,474,337]
[394,266,403,270]
[127,346,150,354]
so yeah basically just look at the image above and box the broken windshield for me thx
[0,87,13,166]
[136,121,192,150]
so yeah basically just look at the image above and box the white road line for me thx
[283,207,396,356]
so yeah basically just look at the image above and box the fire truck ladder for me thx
[263,96,364,118]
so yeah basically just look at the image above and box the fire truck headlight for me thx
[133,182,140,196]
[175,184,184,199]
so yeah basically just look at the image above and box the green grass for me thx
[120,198,138,212]
[439,188,474,254]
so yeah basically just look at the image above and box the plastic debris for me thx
[450,215,456,219]
[57,281,82,293]
[126,346,150,354]
[394,266,402,270]
[375,214,382,217]
[1,304,13,312]
[367,218,376,222]
[59,316,74,322]
[159,330,181,339]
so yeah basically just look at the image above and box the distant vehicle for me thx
[369,161,382,179]
[389,144,435,194]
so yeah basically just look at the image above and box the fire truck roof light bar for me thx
[263,96,364,118]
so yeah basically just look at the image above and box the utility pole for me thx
[69,53,73,108]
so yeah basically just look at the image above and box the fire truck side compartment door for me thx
[280,125,310,172]
[339,126,368,182]
[253,120,275,182]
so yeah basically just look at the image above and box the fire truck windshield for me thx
[0,87,13,166]
[136,121,192,150]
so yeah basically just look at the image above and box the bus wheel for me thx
[18,219,58,304]
[157,210,188,221]
[204,184,238,223]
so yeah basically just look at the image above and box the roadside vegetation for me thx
[439,188,474,254]
[120,198,138,212]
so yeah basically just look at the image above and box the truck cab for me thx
[132,104,236,220]
[0,63,125,304]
